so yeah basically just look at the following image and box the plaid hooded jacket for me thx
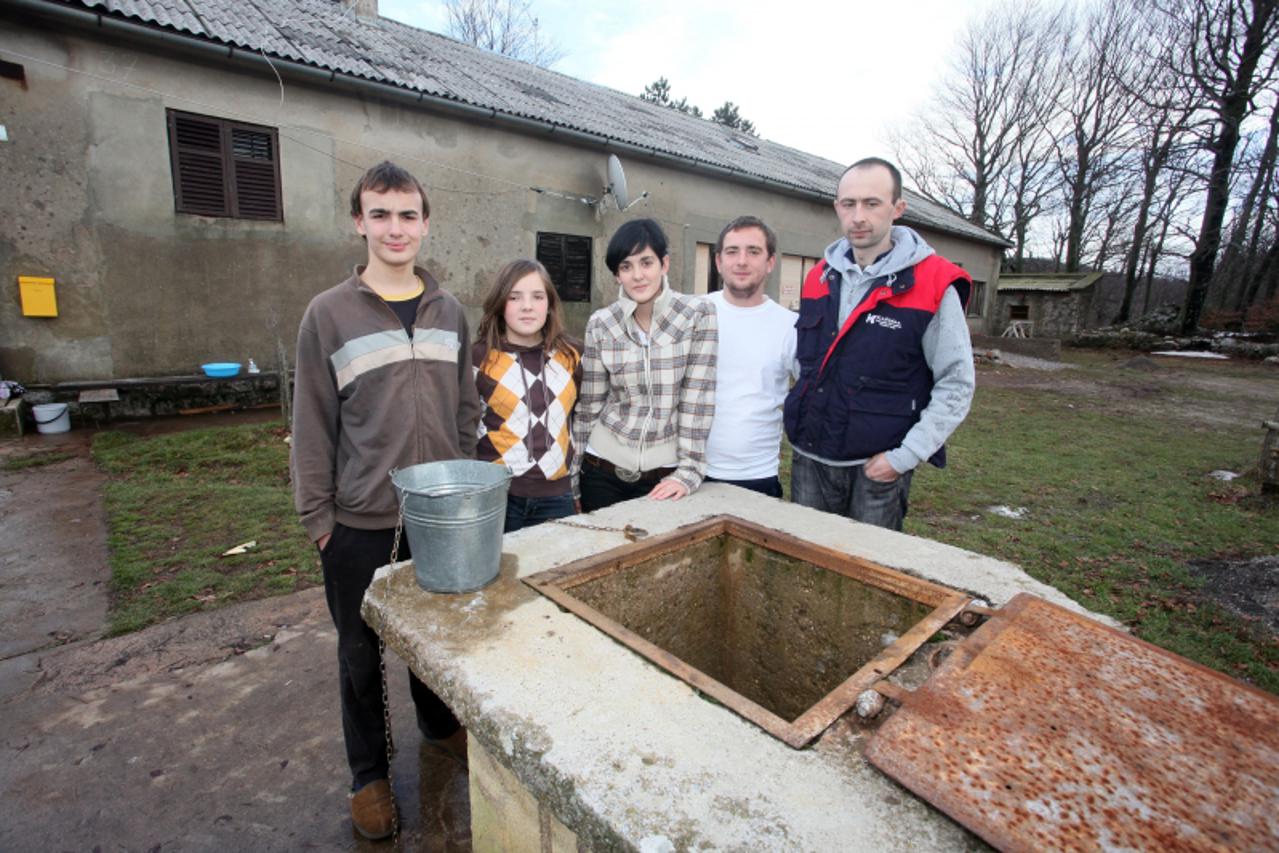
[571,280,717,495]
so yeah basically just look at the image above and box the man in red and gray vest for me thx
[783,158,975,530]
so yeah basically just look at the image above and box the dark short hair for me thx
[839,157,902,202]
[605,218,669,274]
[349,161,430,218]
[715,216,777,257]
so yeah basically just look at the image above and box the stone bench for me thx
[0,397,25,436]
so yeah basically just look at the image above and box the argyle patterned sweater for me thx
[472,340,582,497]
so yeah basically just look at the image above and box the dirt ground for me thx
[0,411,471,852]
[1188,555,1279,635]
[980,349,1278,431]
[1,352,1274,850]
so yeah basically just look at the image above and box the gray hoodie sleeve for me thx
[885,287,974,473]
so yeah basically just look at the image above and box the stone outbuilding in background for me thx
[994,271,1102,340]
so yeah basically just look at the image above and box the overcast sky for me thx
[379,0,999,166]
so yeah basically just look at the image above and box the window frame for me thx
[967,280,986,318]
[536,232,592,302]
[166,109,283,221]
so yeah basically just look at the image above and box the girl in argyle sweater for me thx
[473,259,582,532]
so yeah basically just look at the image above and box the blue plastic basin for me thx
[201,362,242,378]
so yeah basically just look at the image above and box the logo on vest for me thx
[865,313,903,331]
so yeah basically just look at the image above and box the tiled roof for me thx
[998,272,1103,292]
[66,0,1009,247]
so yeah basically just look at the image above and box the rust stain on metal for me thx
[524,514,970,748]
[870,680,913,704]
[787,593,967,746]
[865,593,1279,851]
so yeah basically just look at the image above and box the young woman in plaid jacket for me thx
[571,219,718,511]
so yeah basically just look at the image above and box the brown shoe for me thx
[423,727,468,767]
[349,779,396,840]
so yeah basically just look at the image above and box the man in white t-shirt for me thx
[704,216,799,497]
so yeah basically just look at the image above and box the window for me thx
[967,280,986,317]
[166,110,282,220]
[694,243,719,294]
[780,254,821,310]
[0,59,25,84]
[1009,304,1030,320]
[536,232,591,302]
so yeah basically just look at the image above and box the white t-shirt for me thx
[704,291,799,480]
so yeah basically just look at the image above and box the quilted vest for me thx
[782,254,970,466]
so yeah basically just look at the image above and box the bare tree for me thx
[1054,0,1142,273]
[1228,94,1279,315]
[1089,190,1138,272]
[1252,219,1279,308]
[893,1,1065,237]
[1130,127,1204,316]
[1049,216,1070,271]
[1003,114,1062,272]
[444,0,564,67]
[1163,0,1279,333]
[1114,3,1204,323]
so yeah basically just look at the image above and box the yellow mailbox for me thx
[19,276,58,317]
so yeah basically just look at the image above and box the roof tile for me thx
[64,0,1008,246]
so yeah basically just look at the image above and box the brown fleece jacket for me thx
[291,266,482,542]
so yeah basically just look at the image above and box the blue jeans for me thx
[504,492,575,533]
[789,453,913,531]
[705,475,783,498]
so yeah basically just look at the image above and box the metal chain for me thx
[549,518,650,540]
[389,500,404,565]
[378,635,398,843]
[381,501,406,843]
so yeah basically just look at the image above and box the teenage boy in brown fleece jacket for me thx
[291,161,482,840]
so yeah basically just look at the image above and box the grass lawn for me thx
[777,350,1278,693]
[92,421,320,635]
[890,350,1277,693]
[94,351,1278,693]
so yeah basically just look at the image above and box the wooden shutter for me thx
[228,125,281,220]
[537,233,591,302]
[167,110,282,221]
[169,111,229,216]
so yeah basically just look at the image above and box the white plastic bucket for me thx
[32,402,70,434]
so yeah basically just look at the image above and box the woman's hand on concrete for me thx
[648,478,689,501]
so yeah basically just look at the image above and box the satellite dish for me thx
[607,155,630,210]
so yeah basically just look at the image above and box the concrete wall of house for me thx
[0,22,351,382]
[915,231,1003,336]
[0,16,997,383]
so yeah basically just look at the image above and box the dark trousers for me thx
[705,474,784,498]
[504,492,575,533]
[789,453,914,531]
[579,462,656,512]
[320,522,459,791]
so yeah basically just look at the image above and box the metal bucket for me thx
[391,460,511,593]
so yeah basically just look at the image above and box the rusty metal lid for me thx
[864,593,1279,851]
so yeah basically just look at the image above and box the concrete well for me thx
[362,485,1110,851]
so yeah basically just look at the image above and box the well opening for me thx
[525,515,971,746]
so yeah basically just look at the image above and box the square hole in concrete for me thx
[524,515,971,747]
